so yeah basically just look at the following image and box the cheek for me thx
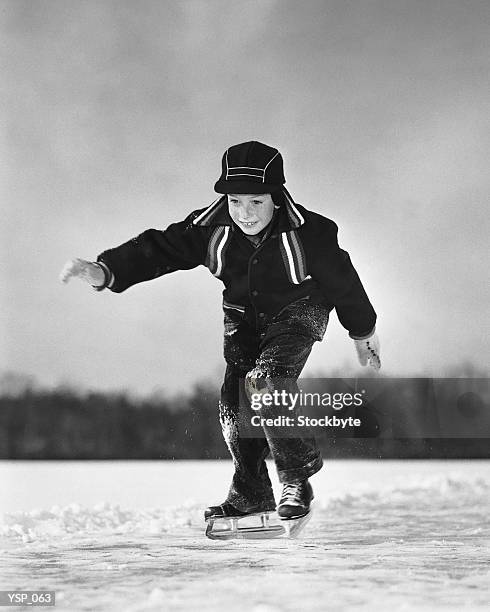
[261,204,274,224]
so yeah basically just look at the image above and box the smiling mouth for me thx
[240,221,258,227]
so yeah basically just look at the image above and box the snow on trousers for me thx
[220,298,328,513]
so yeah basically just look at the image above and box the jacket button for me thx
[252,259,258,265]
[251,290,258,297]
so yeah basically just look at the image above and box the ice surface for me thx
[1,460,489,611]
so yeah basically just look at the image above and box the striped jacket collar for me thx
[192,188,305,231]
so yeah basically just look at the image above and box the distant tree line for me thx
[0,369,488,459]
[0,381,227,459]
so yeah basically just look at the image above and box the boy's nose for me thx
[241,204,254,219]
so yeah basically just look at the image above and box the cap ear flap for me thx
[271,190,285,207]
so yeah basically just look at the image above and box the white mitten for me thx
[59,258,106,287]
[353,332,381,371]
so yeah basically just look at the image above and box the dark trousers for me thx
[219,298,329,513]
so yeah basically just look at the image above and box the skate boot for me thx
[277,480,314,537]
[204,501,284,540]
[204,503,253,521]
[277,479,314,518]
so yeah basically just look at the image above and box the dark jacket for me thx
[97,190,377,338]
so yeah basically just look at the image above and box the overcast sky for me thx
[2,0,489,396]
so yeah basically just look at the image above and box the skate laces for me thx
[280,482,304,504]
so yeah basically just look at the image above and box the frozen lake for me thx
[1,459,489,611]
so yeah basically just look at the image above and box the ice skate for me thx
[205,502,285,540]
[277,480,314,538]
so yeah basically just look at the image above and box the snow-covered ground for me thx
[1,460,489,611]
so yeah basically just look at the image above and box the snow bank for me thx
[320,472,490,510]
[0,501,203,544]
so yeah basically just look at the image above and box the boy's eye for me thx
[228,198,263,205]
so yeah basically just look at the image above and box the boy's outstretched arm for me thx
[59,210,208,293]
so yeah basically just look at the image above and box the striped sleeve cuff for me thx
[349,327,375,340]
[91,261,115,292]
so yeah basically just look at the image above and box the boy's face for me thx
[227,193,275,235]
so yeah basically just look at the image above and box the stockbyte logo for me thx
[250,413,362,429]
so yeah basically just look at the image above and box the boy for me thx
[60,141,380,526]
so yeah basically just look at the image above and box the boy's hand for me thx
[59,258,105,287]
[354,333,381,371]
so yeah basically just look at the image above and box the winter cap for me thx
[214,141,286,194]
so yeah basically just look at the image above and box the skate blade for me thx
[205,513,285,540]
[280,510,312,539]
[206,523,286,540]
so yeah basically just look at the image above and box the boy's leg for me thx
[245,300,330,484]
[217,311,276,513]
[219,365,276,513]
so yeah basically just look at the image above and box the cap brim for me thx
[214,180,283,195]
